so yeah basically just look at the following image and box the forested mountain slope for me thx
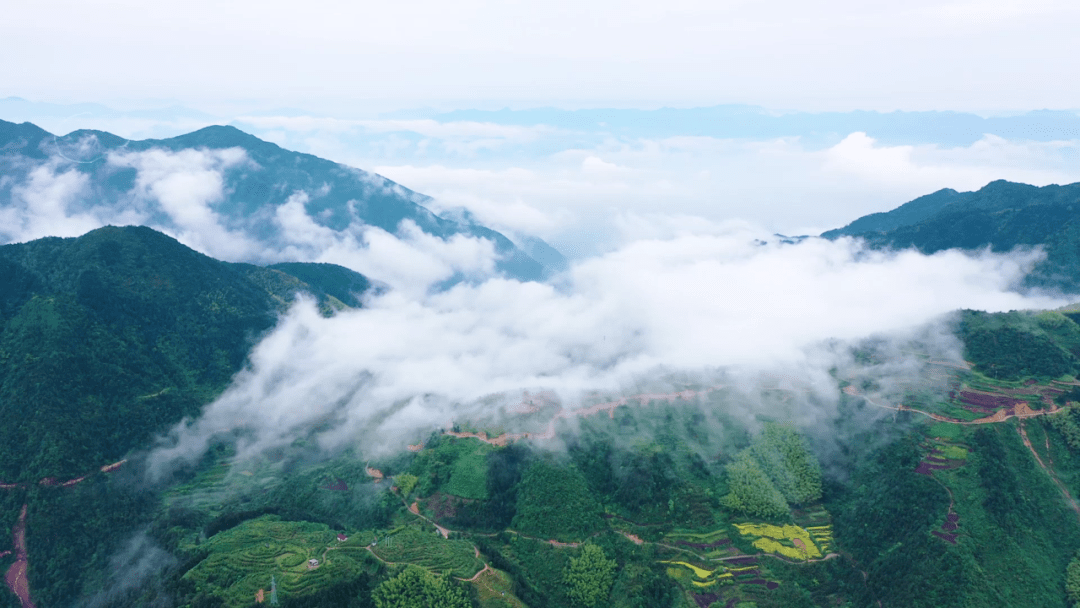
[0,225,370,482]
[823,180,1080,291]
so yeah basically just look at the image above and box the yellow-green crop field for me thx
[660,560,733,589]
[734,522,824,560]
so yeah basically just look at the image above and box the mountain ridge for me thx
[823,179,1080,291]
[0,118,563,284]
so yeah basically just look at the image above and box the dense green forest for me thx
[0,225,371,481]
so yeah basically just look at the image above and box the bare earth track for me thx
[0,460,127,606]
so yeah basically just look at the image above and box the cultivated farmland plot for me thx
[370,527,483,578]
[179,516,373,607]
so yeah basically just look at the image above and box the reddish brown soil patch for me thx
[744,579,779,590]
[4,505,34,608]
[971,409,1010,424]
[958,391,1023,410]
[100,460,126,473]
[59,476,86,488]
[941,513,959,531]
[915,460,964,475]
[366,466,384,481]
[445,387,722,446]
[426,493,476,520]
[320,478,348,491]
[931,531,958,544]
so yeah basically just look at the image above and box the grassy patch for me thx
[471,567,528,608]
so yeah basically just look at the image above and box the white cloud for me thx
[363,131,1080,254]
[3,164,96,241]
[271,191,500,296]
[234,116,553,156]
[108,147,265,260]
[820,132,1078,193]
[147,223,1069,476]
[0,155,149,244]
[371,164,572,237]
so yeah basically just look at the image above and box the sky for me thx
[5,0,1080,112]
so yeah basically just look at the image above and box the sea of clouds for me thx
[1,133,1076,479]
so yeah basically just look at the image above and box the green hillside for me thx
[822,180,1080,290]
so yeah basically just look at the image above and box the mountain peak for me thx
[0,119,53,159]
[161,124,279,152]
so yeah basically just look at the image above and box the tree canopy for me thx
[722,422,822,519]
[563,544,616,608]
[372,565,472,608]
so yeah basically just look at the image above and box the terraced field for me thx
[370,527,483,578]
[663,528,735,559]
[733,522,824,560]
[180,516,376,607]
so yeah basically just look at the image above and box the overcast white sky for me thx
[5,0,1080,113]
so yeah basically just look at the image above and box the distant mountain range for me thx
[426,106,1080,146]
[8,97,1078,148]
[0,119,565,284]
[823,180,1080,292]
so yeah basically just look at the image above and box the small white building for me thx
[307,558,319,569]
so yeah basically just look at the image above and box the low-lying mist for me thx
[146,223,1071,480]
